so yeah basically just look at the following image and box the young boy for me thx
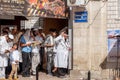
[9,43,20,80]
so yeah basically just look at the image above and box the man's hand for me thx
[10,48,14,52]
[27,43,31,46]
[60,32,65,36]
[15,60,19,64]
[69,48,72,51]
[5,50,10,53]
[45,44,54,47]
[26,42,31,46]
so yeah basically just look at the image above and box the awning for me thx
[0,15,14,20]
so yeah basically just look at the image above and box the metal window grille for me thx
[118,0,120,17]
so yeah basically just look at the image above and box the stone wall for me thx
[72,1,109,80]
[107,0,120,29]
[72,0,120,79]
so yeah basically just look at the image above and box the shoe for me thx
[22,74,27,77]
[14,76,18,80]
[14,77,18,80]
[46,71,53,76]
[8,76,12,80]
[6,75,9,79]
[32,74,36,76]
[26,74,30,77]
[32,72,36,76]
[58,69,66,76]
[52,71,60,77]
[32,73,36,76]
[46,73,53,76]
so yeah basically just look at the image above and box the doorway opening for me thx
[43,18,68,35]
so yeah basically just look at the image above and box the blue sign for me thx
[74,11,88,23]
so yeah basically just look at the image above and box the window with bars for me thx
[20,20,25,29]
[118,0,120,17]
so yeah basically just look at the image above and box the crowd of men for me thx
[0,27,71,80]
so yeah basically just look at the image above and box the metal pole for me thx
[88,71,91,80]
[0,21,1,35]
[36,66,38,80]
[116,36,120,77]
[117,36,118,77]
[68,6,73,70]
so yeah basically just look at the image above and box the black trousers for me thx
[18,62,23,74]
[22,52,31,75]
[5,58,11,78]
[40,47,44,70]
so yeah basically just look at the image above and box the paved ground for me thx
[18,72,83,80]
[19,72,67,80]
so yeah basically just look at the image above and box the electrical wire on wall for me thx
[77,0,107,79]
[86,0,107,28]
[85,0,90,6]
[74,0,106,28]
[78,0,106,28]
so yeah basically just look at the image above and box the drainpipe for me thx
[68,6,73,70]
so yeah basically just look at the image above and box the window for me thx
[118,0,120,17]
[20,21,25,29]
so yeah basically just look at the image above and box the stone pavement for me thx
[18,72,84,80]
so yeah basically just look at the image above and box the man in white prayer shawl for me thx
[52,28,71,77]
[0,31,14,80]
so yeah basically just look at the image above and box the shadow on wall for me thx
[100,41,119,69]
[100,58,118,69]
[100,57,120,79]
[100,31,120,79]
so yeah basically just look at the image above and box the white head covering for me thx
[59,27,68,34]
[38,27,43,29]
[23,29,31,42]
[8,34,14,39]
[33,28,38,31]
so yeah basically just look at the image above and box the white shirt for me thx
[0,36,10,54]
[44,35,54,51]
[0,36,11,67]
[10,50,20,64]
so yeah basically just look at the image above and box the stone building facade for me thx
[71,0,120,80]
[107,0,120,29]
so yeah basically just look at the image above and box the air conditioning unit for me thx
[90,0,101,1]
[67,0,85,6]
